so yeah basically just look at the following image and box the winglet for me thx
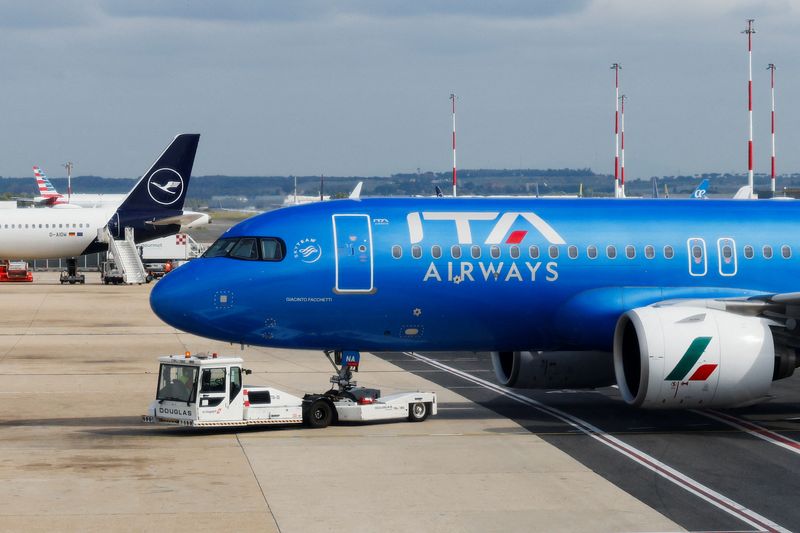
[349,181,363,200]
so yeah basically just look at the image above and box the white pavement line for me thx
[404,351,788,533]
[694,409,800,456]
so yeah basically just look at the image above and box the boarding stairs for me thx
[101,226,148,284]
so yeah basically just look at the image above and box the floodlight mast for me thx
[62,162,73,203]
[742,19,756,198]
[767,62,776,194]
[620,94,627,198]
[450,93,457,197]
[610,63,622,198]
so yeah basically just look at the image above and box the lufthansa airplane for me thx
[150,196,800,409]
[0,134,200,259]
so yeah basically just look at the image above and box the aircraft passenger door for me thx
[717,238,737,277]
[687,238,707,277]
[332,214,375,294]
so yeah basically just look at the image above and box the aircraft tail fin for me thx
[116,134,200,215]
[691,179,709,199]
[349,181,363,200]
[34,166,62,200]
[733,185,752,200]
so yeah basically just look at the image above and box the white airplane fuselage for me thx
[0,207,115,259]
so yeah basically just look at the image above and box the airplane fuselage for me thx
[151,198,796,352]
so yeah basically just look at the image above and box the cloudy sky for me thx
[1,0,798,179]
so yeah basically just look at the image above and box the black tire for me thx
[305,399,333,428]
[408,402,429,422]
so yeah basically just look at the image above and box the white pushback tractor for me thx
[143,350,437,428]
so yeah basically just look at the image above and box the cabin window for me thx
[692,245,703,261]
[529,245,539,259]
[644,245,655,259]
[664,245,674,259]
[451,245,462,259]
[490,245,500,259]
[79,223,83,228]
[625,245,635,259]
[763,245,773,259]
[782,245,792,259]
[411,245,422,259]
[606,245,617,259]
[38,224,42,229]
[471,245,481,259]
[431,245,442,259]
[549,246,559,259]
[25,224,28,229]
[568,245,578,259]
[744,245,754,259]
[391,245,402,259]
[587,245,598,259]
[722,245,733,261]
[59,224,63,228]
[509,245,520,259]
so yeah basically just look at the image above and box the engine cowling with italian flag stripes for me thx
[613,304,794,408]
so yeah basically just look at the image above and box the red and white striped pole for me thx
[767,63,776,194]
[743,20,755,198]
[611,63,621,198]
[620,94,626,198]
[450,93,457,197]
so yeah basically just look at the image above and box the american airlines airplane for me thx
[0,134,200,259]
[150,196,800,409]
[33,166,126,208]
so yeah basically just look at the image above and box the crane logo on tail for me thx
[147,168,184,206]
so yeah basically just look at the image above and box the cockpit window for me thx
[260,238,284,260]
[230,238,258,260]
[203,237,285,261]
[204,238,239,258]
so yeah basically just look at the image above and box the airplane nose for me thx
[149,265,197,333]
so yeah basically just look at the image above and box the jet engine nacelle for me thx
[490,350,615,389]
[614,305,782,409]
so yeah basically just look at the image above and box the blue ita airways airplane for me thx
[150,197,800,409]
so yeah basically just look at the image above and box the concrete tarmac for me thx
[0,273,679,532]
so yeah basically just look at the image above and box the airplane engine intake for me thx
[490,350,615,389]
[613,305,793,409]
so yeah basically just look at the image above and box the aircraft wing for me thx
[148,211,210,227]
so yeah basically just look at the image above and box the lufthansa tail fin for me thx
[116,134,200,215]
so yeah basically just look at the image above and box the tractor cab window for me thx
[201,368,226,393]
[156,364,198,403]
[229,367,242,401]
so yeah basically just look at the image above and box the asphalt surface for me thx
[374,351,800,532]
